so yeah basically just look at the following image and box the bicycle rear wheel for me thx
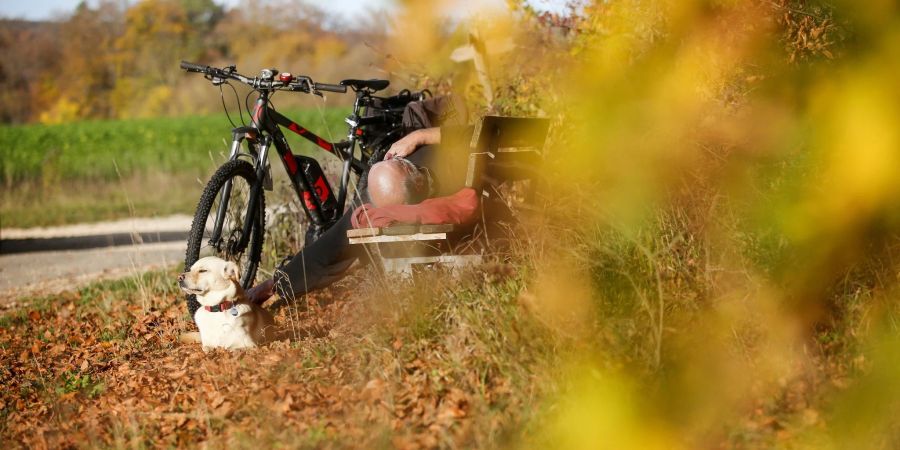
[184,159,265,317]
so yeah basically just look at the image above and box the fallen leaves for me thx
[0,272,496,449]
[10,255,763,450]
[437,388,470,421]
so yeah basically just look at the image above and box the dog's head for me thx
[178,256,241,306]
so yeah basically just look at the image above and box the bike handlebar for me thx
[180,61,210,73]
[180,60,346,95]
[314,82,347,93]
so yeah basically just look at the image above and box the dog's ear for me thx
[222,261,240,282]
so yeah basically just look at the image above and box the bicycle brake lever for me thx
[296,77,318,95]
[206,73,226,86]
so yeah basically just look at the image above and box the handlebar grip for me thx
[180,61,209,73]
[314,83,347,93]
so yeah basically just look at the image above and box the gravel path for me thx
[0,216,192,301]
[1,215,194,239]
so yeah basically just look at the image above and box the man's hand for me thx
[384,127,441,160]
[246,278,275,305]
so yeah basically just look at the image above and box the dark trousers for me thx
[273,139,471,299]
[272,208,359,300]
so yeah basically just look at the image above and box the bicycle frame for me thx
[210,89,369,254]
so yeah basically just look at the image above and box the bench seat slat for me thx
[348,232,447,244]
[382,225,421,236]
[347,227,381,238]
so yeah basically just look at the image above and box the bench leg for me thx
[380,255,483,277]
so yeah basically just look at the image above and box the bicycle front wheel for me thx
[184,159,265,317]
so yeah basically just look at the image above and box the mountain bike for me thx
[180,61,425,316]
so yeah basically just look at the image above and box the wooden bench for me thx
[349,115,550,275]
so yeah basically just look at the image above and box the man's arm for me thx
[383,127,441,160]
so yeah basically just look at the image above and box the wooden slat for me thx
[382,225,420,236]
[486,149,542,182]
[469,116,549,154]
[347,227,381,238]
[465,152,490,190]
[419,224,455,233]
[348,233,447,245]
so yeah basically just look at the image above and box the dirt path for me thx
[1,215,194,240]
[0,215,191,300]
[0,241,185,301]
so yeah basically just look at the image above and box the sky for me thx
[0,0,574,22]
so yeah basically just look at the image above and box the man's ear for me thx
[222,261,240,282]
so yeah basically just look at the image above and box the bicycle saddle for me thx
[340,79,390,92]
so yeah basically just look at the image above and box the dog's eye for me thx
[198,269,208,273]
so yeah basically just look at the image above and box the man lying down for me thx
[245,95,475,304]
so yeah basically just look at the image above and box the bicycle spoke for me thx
[199,172,255,276]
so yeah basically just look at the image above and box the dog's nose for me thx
[178,273,185,282]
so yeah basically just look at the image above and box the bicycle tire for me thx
[184,159,265,317]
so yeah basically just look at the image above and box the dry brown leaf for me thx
[215,401,235,418]
[363,379,386,402]
[210,393,225,409]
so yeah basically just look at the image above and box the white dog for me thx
[178,256,274,350]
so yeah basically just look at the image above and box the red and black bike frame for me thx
[212,90,367,254]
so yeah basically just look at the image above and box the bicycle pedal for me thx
[263,164,273,191]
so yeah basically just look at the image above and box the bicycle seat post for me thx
[346,90,365,142]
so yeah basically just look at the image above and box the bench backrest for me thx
[465,116,550,193]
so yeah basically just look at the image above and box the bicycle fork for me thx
[210,130,267,255]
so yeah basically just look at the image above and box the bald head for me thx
[367,159,429,207]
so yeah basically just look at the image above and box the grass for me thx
[1,172,200,228]
[0,108,349,228]
[56,372,105,398]
[2,218,894,448]
[0,108,349,183]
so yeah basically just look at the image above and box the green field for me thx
[0,108,349,182]
[1,109,349,228]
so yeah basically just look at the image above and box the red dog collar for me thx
[204,300,235,312]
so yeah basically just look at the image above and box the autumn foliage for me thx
[3,0,900,448]
[0,0,387,124]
